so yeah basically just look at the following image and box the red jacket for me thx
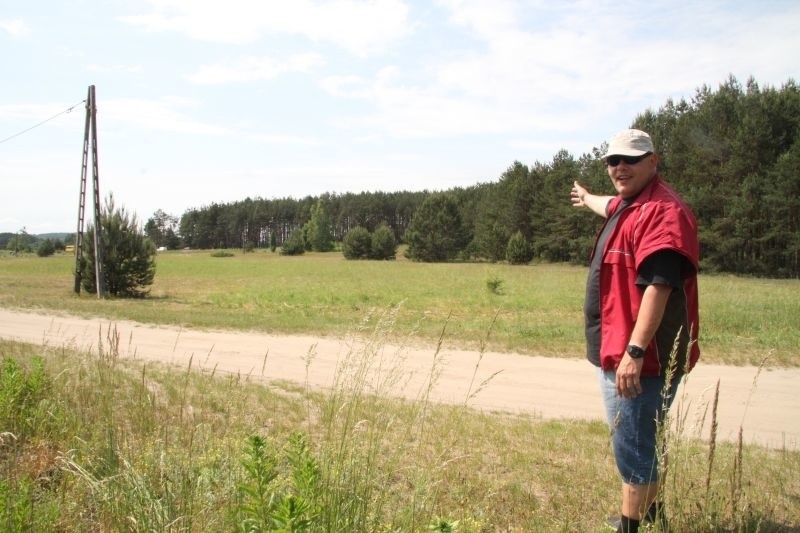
[593,176,700,376]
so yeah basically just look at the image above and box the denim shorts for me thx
[597,368,681,485]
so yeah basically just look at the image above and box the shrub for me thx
[211,250,235,258]
[342,227,372,260]
[486,276,504,295]
[474,221,510,263]
[506,231,534,265]
[370,224,397,260]
[36,239,56,257]
[404,193,469,262]
[280,229,306,256]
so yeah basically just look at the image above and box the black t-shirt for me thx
[636,250,683,289]
[584,199,628,366]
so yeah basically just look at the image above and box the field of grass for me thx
[1,328,798,531]
[1,250,799,530]
[0,249,798,366]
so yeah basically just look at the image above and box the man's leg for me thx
[598,369,680,531]
[621,482,659,520]
[614,483,659,531]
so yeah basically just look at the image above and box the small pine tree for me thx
[342,226,372,259]
[36,239,56,257]
[305,200,334,252]
[280,229,306,256]
[370,224,396,260]
[404,193,469,262]
[506,231,534,265]
[80,194,156,297]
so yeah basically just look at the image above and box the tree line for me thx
[1,231,73,257]
[143,76,798,278]
[154,191,425,252]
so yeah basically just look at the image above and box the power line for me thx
[0,99,86,145]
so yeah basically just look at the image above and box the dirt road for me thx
[1,308,797,450]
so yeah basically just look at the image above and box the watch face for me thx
[627,345,645,358]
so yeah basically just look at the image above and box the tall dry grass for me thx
[1,308,798,531]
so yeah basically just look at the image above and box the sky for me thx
[1,0,799,234]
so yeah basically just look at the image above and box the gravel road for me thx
[1,308,796,449]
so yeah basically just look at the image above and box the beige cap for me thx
[603,129,654,158]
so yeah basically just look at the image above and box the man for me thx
[571,129,700,533]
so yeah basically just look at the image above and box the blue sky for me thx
[1,0,798,234]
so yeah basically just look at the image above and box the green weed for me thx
[485,275,504,295]
[236,433,320,532]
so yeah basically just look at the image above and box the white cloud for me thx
[249,133,321,146]
[120,0,411,55]
[4,0,800,234]
[101,98,231,136]
[319,0,800,142]
[0,103,78,121]
[187,53,324,85]
[437,0,520,39]
[1,152,84,234]
[118,0,800,142]
[0,102,86,144]
[87,63,144,74]
[320,75,373,99]
[99,97,322,149]
[0,18,30,38]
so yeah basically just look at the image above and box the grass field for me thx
[1,250,799,530]
[1,332,798,531]
[0,249,797,366]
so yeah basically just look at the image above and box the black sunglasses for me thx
[606,152,652,167]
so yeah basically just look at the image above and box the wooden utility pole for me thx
[73,85,105,297]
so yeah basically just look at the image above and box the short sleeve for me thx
[636,250,684,288]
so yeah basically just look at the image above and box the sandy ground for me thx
[1,307,797,450]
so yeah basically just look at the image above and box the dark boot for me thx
[616,515,640,532]
[607,501,666,531]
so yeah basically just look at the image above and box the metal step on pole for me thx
[73,84,104,297]
[88,85,105,297]
[73,87,91,294]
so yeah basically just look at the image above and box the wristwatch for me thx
[626,344,646,359]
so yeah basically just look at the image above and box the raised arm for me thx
[571,181,614,218]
